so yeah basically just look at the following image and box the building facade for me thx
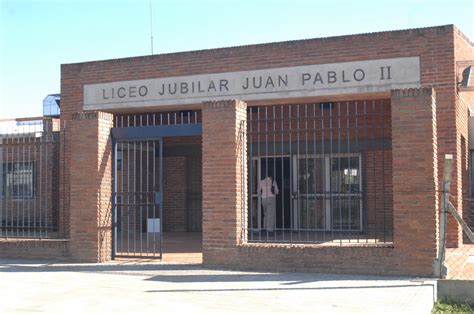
[1,24,473,277]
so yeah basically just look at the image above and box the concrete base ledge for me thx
[0,238,70,260]
[437,280,474,304]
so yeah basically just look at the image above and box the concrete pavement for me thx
[0,259,436,313]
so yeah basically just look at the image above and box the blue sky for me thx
[1,0,473,118]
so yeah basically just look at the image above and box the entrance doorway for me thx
[111,111,203,260]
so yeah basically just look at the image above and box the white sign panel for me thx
[83,56,420,110]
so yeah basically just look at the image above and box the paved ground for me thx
[0,259,436,314]
[445,245,474,280]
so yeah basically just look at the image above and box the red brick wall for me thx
[235,244,397,275]
[163,156,186,231]
[202,100,247,260]
[69,112,113,262]
[200,89,438,277]
[454,30,474,244]
[186,154,202,232]
[162,136,202,232]
[391,88,439,275]
[0,238,70,260]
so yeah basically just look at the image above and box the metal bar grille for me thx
[114,110,201,128]
[113,138,163,258]
[0,119,60,238]
[246,100,392,244]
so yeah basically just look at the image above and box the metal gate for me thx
[113,139,163,258]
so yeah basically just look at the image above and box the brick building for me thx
[1,24,473,277]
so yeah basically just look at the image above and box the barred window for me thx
[1,162,35,198]
[246,101,392,244]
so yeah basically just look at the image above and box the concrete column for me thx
[69,111,114,262]
[201,100,247,265]
[391,87,439,276]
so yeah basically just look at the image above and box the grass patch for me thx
[432,299,474,313]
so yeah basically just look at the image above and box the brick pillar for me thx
[202,100,247,265]
[58,119,70,238]
[69,111,113,262]
[391,88,439,276]
[45,118,61,238]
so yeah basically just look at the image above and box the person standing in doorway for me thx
[259,175,279,232]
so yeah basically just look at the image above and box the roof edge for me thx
[62,24,456,68]
[453,25,474,47]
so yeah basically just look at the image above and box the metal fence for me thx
[0,118,60,238]
[245,100,393,244]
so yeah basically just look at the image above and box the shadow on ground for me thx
[0,258,434,287]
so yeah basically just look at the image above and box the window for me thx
[330,156,361,193]
[249,154,362,233]
[1,162,35,198]
[296,154,362,230]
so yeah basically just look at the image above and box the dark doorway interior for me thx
[161,136,203,261]
[162,136,202,233]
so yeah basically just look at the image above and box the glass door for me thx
[329,155,362,230]
[292,156,328,230]
[292,154,362,231]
